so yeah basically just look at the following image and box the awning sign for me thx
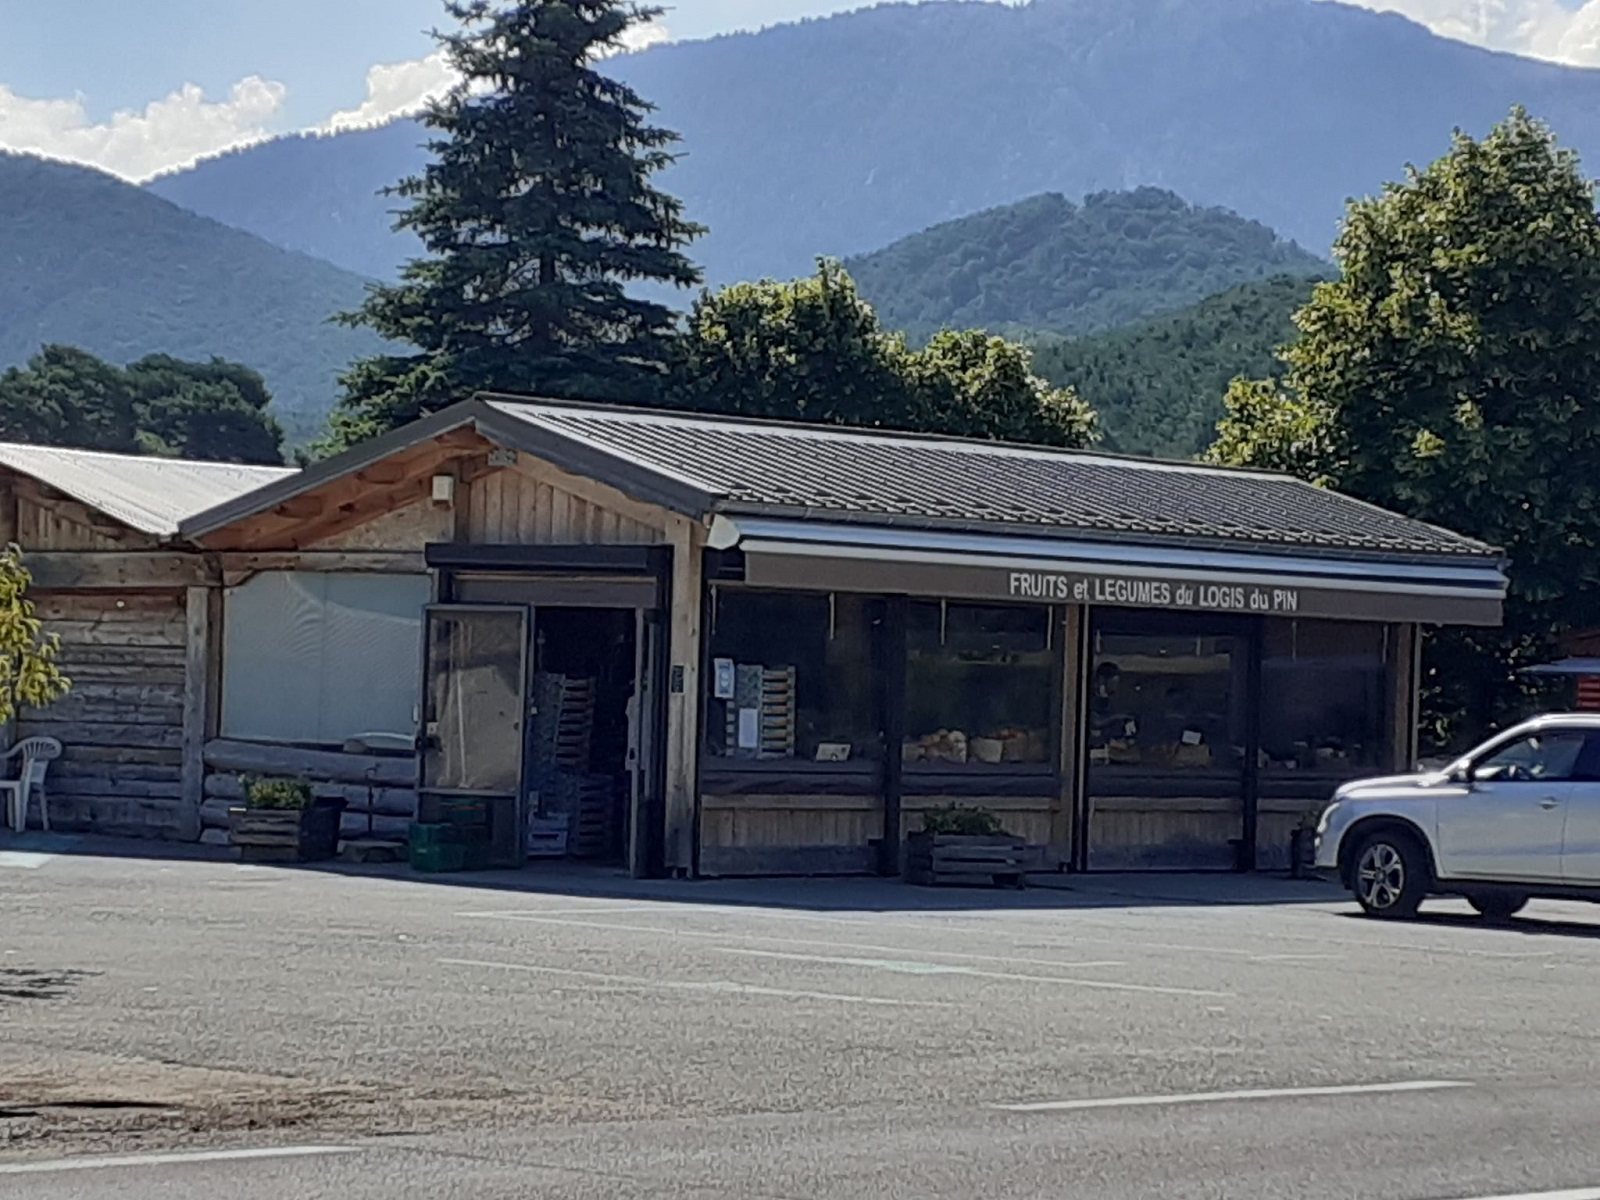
[1009,571,1301,614]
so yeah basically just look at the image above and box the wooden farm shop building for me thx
[9,398,1508,876]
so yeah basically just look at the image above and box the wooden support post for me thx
[663,516,705,876]
[179,586,215,841]
[1068,606,1093,873]
[1052,605,1085,867]
[1388,623,1420,771]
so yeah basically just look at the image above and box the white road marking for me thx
[994,1079,1472,1113]
[0,851,52,869]
[715,947,1230,997]
[1445,1189,1600,1200]
[0,1145,359,1175]
[439,957,953,1007]
[456,911,1127,972]
[460,905,878,928]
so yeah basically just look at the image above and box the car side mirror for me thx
[1447,764,1474,787]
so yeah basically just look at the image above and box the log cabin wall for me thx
[3,474,197,837]
[18,590,190,837]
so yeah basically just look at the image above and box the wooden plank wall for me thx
[465,457,665,545]
[698,794,1059,877]
[12,479,147,552]
[1085,796,1242,871]
[18,591,189,837]
[699,795,882,876]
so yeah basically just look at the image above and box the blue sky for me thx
[1,0,1597,181]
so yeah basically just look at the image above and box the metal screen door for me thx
[420,605,529,863]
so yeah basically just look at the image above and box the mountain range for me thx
[846,188,1325,342]
[0,153,385,446]
[148,0,1600,289]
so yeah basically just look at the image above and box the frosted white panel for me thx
[222,572,430,745]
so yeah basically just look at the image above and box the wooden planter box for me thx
[904,832,1032,888]
[229,800,345,863]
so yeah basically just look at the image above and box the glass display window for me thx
[1259,620,1390,782]
[704,589,882,764]
[1088,612,1248,780]
[903,601,1057,772]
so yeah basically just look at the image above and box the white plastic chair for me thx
[0,737,61,833]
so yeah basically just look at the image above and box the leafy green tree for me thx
[0,346,139,453]
[0,346,284,464]
[668,261,1096,446]
[1206,109,1600,746]
[0,544,68,725]
[911,328,1096,447]
[667,260,909,425]
[125,355,284,464]
[329,0,703,449]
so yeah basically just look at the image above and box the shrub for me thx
[244,777,313,811]
[920,804,1008,837]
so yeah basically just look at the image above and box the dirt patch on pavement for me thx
[0,1051,645,1160]
[0,968,95,1002]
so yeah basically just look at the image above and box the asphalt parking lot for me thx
[4,836,1600,1199]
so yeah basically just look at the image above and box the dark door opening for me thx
[524,607,637,865]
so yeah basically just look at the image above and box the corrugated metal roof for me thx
[478,399,1499,561]
[0,442,296,537]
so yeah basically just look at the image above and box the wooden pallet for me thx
[904,834,1032,888]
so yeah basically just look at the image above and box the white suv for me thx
[1315,713,1600,919]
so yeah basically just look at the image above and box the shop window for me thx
[222,572,431,746]
[903,601,1056,771]
[1088,613,1247,781]
[1260,620,1389,782]
[704,590,881,764]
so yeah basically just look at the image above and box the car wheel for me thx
[1352,830,1428,919]
[1466,892,1528,921]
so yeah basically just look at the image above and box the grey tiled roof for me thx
[484,400,1497,561]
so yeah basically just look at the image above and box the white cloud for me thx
[1334,0,1600,66]
[0,77,285,182]
[316,16,673,134]
[321,51,459,132]
[617,18,672,54]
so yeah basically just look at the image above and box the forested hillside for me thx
[846,190,1324,342]
[149,0,1600,287]
[1,153,387,445]
[1032,275,1320,459]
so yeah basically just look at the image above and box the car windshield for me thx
[1473,729,1589,782]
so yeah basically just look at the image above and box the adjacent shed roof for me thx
[0,442,296,537]
[181,396,1499,564]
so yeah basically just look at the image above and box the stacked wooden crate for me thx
[528,673,616,858]
[724,664,797,759]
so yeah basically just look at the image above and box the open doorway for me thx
[525,607,637,864]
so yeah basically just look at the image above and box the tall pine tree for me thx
[328,0,703,448]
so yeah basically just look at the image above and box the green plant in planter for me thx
[244,776,313,811]
[920,803,1009,837]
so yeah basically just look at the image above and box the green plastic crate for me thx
[410,841,467,873]
[409,821,460,847]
